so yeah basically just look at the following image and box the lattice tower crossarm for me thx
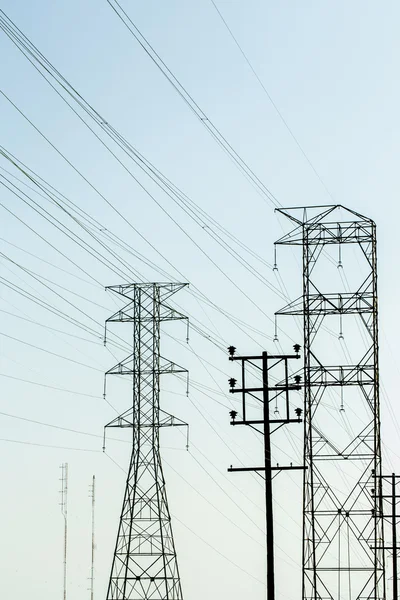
[275,206,385,600]
[104,283,188,600]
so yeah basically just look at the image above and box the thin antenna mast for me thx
[60,463,68,600]
[89,475,95,600]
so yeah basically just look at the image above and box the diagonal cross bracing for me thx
[276,206,385,600]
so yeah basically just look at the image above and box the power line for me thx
[0,7,278,286]
[0,180,103,287]
[0,8,324,370]
[0,409,186,452]
[0,308,102,345]
[0,153,229,351]
[102,451,268,587]
[0,263,255,406]
[0,172,137,283]
[0,275,106,343]
[0,249,111,318]
[0,437,100,452]
[0,232,100,288]
[0,145,279,350]
[105,0,280,209]
[0,410,105,438]
[0,331,104,372]
[209,0,335,202]
[0,134,281,328]
[163,455,264,548]
[0,11,292,308]
[0,373,100,398]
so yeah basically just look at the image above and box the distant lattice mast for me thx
[104,283,188,600]
[60,463,68,600]
[89,475,95,600]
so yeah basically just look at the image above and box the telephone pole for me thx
[227,345,304,600]
[103,282,188,600]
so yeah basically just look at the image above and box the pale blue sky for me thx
[0,2,400,600]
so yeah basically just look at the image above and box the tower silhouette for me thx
[276,206,385,600]
[104,283,188,600]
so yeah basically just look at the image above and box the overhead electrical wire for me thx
[0,185,103,288]
[0,258,234,405]
[0,401,275,580]
[105,448,294,581]
[0,245,227,380]
[0,437,100,452]
[0,233,101,289]
[0,9,360,592]
[0,10,296,332]
[0,9,366,576]
[0,160,173,284]
[0,162,230,352]
[209,0,335,202]
[0,8,392,584]
[0,5,273,214]
[0,144,282,351]
[0,270,235,412]
[105,0,280,209]
[0,7,359,361]
[0,307,100,345]
[0,269,130,354]
[163,455,264,548]
[0,107,283,332]
[0,331,104,372]
[0,10,297,330]
[0,172,138,284]
[0,250,114,328]
[1,120,366,492]
[0,11,293,307]
[7,410,258,556]
[2,259,298,585]
[0,372,100,399]
[0,274,103,340]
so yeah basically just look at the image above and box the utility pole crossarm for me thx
[228,466,306,472]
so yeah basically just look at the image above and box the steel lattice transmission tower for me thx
[275,206,385,600]
[104,283,188,600]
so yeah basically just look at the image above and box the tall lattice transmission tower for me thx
[275,206,385,600]
[103,282,188,600]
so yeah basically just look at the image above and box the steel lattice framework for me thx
[275,206,385,600]
[104,283,188,600]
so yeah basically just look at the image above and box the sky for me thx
[1,1,400,600]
